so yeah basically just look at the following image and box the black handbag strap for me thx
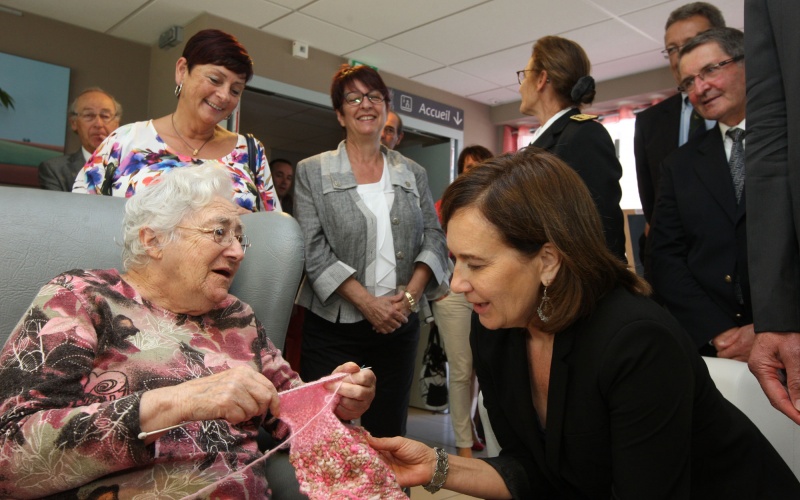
[100,163,116,196]
[245,133,261,212]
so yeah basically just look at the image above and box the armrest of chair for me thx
[703,356,800,480]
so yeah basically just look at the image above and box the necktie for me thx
[726,128,746,203]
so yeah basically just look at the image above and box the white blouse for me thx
[356,156,397,297]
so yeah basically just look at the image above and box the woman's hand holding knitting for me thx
[138,365,279,444]
[328,362,376,421]
[176,365,280,423]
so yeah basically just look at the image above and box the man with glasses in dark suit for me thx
[633,2,724,282]
[38,87,121,191]
[650,28,750,359]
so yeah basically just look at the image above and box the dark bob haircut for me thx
[330,64,390,114]
[182,29,254,82]
[457,145,493,175]
[441,147,649,332]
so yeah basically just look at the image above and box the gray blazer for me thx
[295,141,449,323]
[38,149,86,192]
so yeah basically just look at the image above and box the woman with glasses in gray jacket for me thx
[294,64,449,438]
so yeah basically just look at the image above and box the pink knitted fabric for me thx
[279,374,407,500]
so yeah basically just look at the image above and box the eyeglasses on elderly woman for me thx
[177,226,251,254]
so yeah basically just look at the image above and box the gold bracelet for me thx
[404,290,419,313]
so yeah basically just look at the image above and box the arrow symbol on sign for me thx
[454,112,463,126]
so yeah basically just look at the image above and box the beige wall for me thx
[0,10,151,153]
[2,10,678,157]
[491,66,676,127]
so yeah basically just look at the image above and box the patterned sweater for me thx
[0,269,300,499]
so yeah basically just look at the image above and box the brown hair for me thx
[457,145,493,175]
[330,64,391,114]
[532,36,595,108]
[441,147,649,332]
[183,29,253,82]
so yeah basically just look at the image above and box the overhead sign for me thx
[350,60,378,71]
[389,88,464,131]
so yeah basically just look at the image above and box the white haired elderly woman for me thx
[0,165,375,499]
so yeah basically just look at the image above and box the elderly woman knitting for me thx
[0,165,375,499]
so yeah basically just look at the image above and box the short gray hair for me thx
[680,27,744,61]
[665,2,726,31]
[70,87,123,119]
[122,165,233,270]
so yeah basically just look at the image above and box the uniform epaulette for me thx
[570,113,598,122]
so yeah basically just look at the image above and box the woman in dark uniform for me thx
[519,35,626,260]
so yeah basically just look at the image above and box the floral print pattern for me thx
[73,121,281,212]
[0,269,300,499]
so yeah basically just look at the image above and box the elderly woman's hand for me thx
[360,293,409,334]
[177,365,280,423]
[140,365,280,440]
[327,362,376,421]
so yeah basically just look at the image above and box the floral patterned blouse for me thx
[72,120,282,212]
[0,269,300,499]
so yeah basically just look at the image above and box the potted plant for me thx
[0,88,14,109]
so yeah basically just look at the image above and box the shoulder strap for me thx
[99,163,116,196]
[245,133,261,212]
[558,116,587,147]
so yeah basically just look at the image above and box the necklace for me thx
[171,113,214,157]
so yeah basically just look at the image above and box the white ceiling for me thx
[0,0,743,107]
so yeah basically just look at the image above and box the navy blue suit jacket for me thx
[650,127,751,348]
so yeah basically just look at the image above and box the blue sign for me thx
[389,88,464,131]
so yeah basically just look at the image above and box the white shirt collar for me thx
[719,118,746,141]
[81,147,93,163]
[531,107,574,142]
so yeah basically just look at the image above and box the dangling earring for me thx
[174,82,183,98]
[537,285,550,323]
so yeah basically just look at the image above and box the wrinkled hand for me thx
[175,365,280,424]
[327,362,376,421]
[714,324,755,361]
[368,435,437,487]
[361,293,408,334]
[749,332,800,425]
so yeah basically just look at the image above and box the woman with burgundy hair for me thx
[74,29,281,213]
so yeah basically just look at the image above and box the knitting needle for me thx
[139,367,372,439]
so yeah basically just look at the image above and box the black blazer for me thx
[474,287,799,498]
[650,127,751,348]
[38,149,86,192]
[532,108,626,260]
[745,0,800,332]
[633,93,682,224]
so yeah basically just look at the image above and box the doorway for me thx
[238,83,457,202]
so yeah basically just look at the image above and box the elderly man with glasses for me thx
[38,87,122,191]
[633,2,725,287]
[650,27,751,360]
